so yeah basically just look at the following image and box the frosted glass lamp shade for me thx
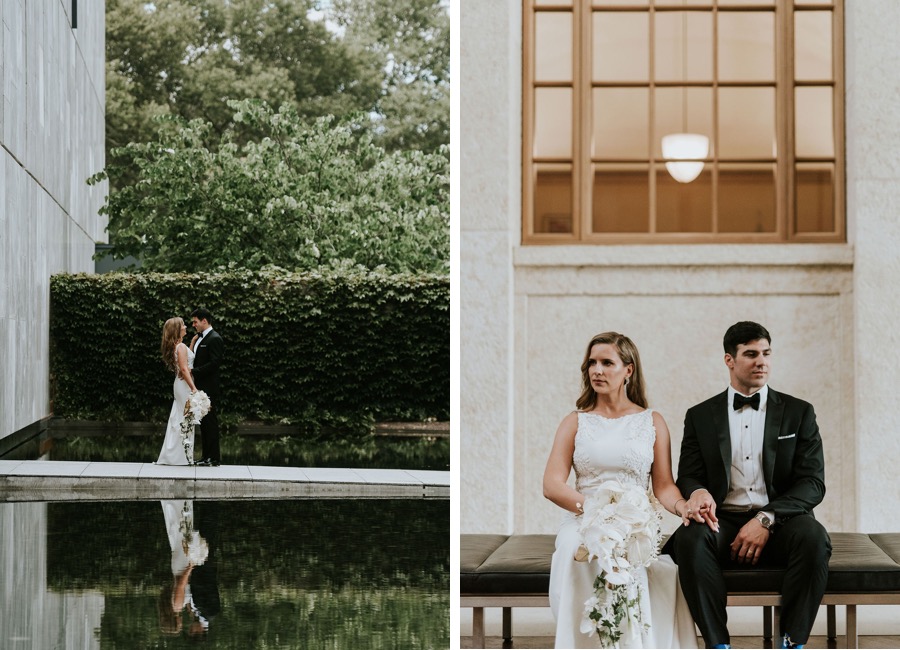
[661,133,709,183]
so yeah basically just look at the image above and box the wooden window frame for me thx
[522,0,845,245]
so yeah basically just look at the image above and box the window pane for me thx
[593,12,649,82]
[719,0,772,5]
[718,12,774,82]
[795,87,834,158]
[718,164,776,233]
[655,87,713,159]
[534,165,573,234]
[655,12,713,83]
[535,0,572,6]
[535,12,573,82]
[534,88,572,159]
[795,0,831,5]
[592,165,649,233]
[593,88,649,159]
[656,167,712,233]
[795,11,832,81]
[718,88,775,159]
[795,163,834,233]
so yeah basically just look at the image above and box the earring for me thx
[624,377,629,385]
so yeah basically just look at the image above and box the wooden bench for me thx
[461,532,900,649]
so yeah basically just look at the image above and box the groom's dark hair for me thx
[191,307,213,324]
[723,321,771,357]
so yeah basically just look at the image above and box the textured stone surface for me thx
[0,1,107,440]
[0,461,451,501]
[459,0,894,543]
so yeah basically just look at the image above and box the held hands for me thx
[682,489,719,532]
[730,518,771,565]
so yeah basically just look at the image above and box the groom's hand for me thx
[730,519,770,565]
[685,488,719,531]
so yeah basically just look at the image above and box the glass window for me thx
[523,0,844,243]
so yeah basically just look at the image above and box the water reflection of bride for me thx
[158,500,212,637]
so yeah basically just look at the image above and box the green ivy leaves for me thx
[50,269,449,439]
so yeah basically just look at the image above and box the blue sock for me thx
[781,633,804,649]
[713,645,731,649]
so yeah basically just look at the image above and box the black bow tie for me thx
[733,392,761,411]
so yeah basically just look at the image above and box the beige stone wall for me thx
[0,1,107,439]
[461,0,900,544]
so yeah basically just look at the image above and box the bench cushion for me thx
[461,534,556,594]
[461,532,900,595]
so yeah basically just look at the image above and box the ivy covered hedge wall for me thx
[50,269,449,437]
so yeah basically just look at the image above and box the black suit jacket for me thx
[676,388,825,526]
[192,330,224,399]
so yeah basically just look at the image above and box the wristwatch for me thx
[755,511,773,530]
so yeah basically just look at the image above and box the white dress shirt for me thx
[723,385,774,523]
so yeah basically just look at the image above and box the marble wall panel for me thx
[460,0,521,233]
[0,2,105,440]
[1,0,27,161]
[460,230,516,532]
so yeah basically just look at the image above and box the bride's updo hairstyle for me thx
[160,317,184,374]
[576,331,648,411]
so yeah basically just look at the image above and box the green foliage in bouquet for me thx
[49,269,448,438]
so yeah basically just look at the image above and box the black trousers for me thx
[664,512,831,648]
[199,402,220,462]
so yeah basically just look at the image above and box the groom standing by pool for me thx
[665,321,831,650]
[191,308,224,467]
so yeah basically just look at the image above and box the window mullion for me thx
[578,0,590,242]
[777,0,794,240]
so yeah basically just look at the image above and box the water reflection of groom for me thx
[188,501,221,637]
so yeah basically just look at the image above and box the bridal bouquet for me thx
[576,479,662,646]
[177,503,209,566]
[180,391,211,464]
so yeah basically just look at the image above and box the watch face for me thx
[757,513,771,528]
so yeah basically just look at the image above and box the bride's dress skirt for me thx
[550,514,698,648]
[156,377,195,465]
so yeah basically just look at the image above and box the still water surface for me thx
[1,498,449,649]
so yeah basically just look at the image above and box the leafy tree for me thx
[105,0,447,159]
[330,0,451,153]
[89,100,449,273]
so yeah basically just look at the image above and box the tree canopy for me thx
[106,0,448,158]
[90,100,449,274]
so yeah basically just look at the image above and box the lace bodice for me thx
[572,409,657,493]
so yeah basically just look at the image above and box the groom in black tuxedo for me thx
[665,321,831,650]
[191,308,224,467]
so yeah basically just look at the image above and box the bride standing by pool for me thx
[156,317,199,465]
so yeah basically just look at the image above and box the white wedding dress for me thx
[157,344,195,465]
[549,410,698,648]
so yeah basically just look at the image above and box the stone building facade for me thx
[0,1,107,448]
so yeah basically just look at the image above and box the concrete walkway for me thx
[0,459,450,501]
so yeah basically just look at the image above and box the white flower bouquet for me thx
[576,479,662,646]
[182,531,209,566]
[179,391,211,464]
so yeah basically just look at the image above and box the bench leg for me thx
[502,607,512,642]
[845,605,857,649]
[774,606,781,643]
[827,604,836,647]
[472,607,485,649]
[763,605,773,645]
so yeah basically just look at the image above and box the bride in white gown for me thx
[544,332,703,648]
[157,317,199,465]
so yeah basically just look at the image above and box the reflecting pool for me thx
[1,498,449,649]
